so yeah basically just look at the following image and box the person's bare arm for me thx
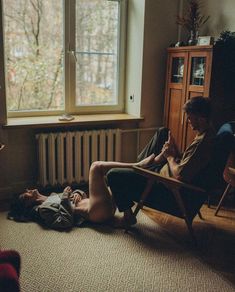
[161,131,182,179]
[165,156,182,179]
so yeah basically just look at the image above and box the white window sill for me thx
[4,113,143,129]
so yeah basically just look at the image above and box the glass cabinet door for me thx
[171,57,184,83]
[190,57,206,86]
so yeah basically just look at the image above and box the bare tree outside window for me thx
[3,0,64,112]
[76,0,118,106]
[3,0,122,114]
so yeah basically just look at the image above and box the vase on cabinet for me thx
[188,30,199,46]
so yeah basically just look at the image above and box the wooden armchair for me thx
[132,122,235,243]
[132,166,206,242]
[215,147,235,215]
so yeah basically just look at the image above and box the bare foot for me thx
[135,154,155,168]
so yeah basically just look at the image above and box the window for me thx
[1,0,126,117]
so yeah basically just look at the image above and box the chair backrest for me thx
[223,151,235,187]
[193,122,235,190]
[222,123,235,186]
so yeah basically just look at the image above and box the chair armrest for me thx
[132,166,206,194]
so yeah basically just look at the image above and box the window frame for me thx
[0,0,127,120]
[0,0,7,124]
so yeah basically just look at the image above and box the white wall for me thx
[181,0,235,40]
[140,0,179,128]
[125,0,145,117]
[125,0,179,127]
[204,0,235,37]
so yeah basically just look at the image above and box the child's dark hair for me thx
[183,96,211,120]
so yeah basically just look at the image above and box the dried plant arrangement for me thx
[177,0,209,45]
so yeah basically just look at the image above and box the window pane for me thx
[3,0,64,112]
[76,0,119,106]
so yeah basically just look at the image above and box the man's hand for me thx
[161,131,178,158]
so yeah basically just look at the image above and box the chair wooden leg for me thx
[184,218,197,246]
[133,203,142,217]
[215,183,231,216]
[171,189,197,245]
[133,179,154,217]
[125,180,154,233]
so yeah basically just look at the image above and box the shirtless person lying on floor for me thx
[9,156,154,229]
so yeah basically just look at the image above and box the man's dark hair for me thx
[183,96,211,119]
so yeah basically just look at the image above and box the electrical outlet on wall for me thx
[129,94,135,102]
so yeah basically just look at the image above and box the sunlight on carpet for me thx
[0,211,234,292]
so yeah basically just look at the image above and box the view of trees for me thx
[76,0,118,106]
[4,0,64,111]
[3,0,119,112]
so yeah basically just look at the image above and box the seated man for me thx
[106,96,216,227]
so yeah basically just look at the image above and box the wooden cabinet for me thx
[164,45,213,151]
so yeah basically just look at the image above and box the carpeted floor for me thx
[0,211,234,292]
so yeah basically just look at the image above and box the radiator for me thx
[36,129,121,187]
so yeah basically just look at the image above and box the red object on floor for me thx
[0,250,21,292]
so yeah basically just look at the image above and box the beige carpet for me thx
[0,211,234,292]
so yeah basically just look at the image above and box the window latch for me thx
[68,50,77,63]
[67,45,77,63]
